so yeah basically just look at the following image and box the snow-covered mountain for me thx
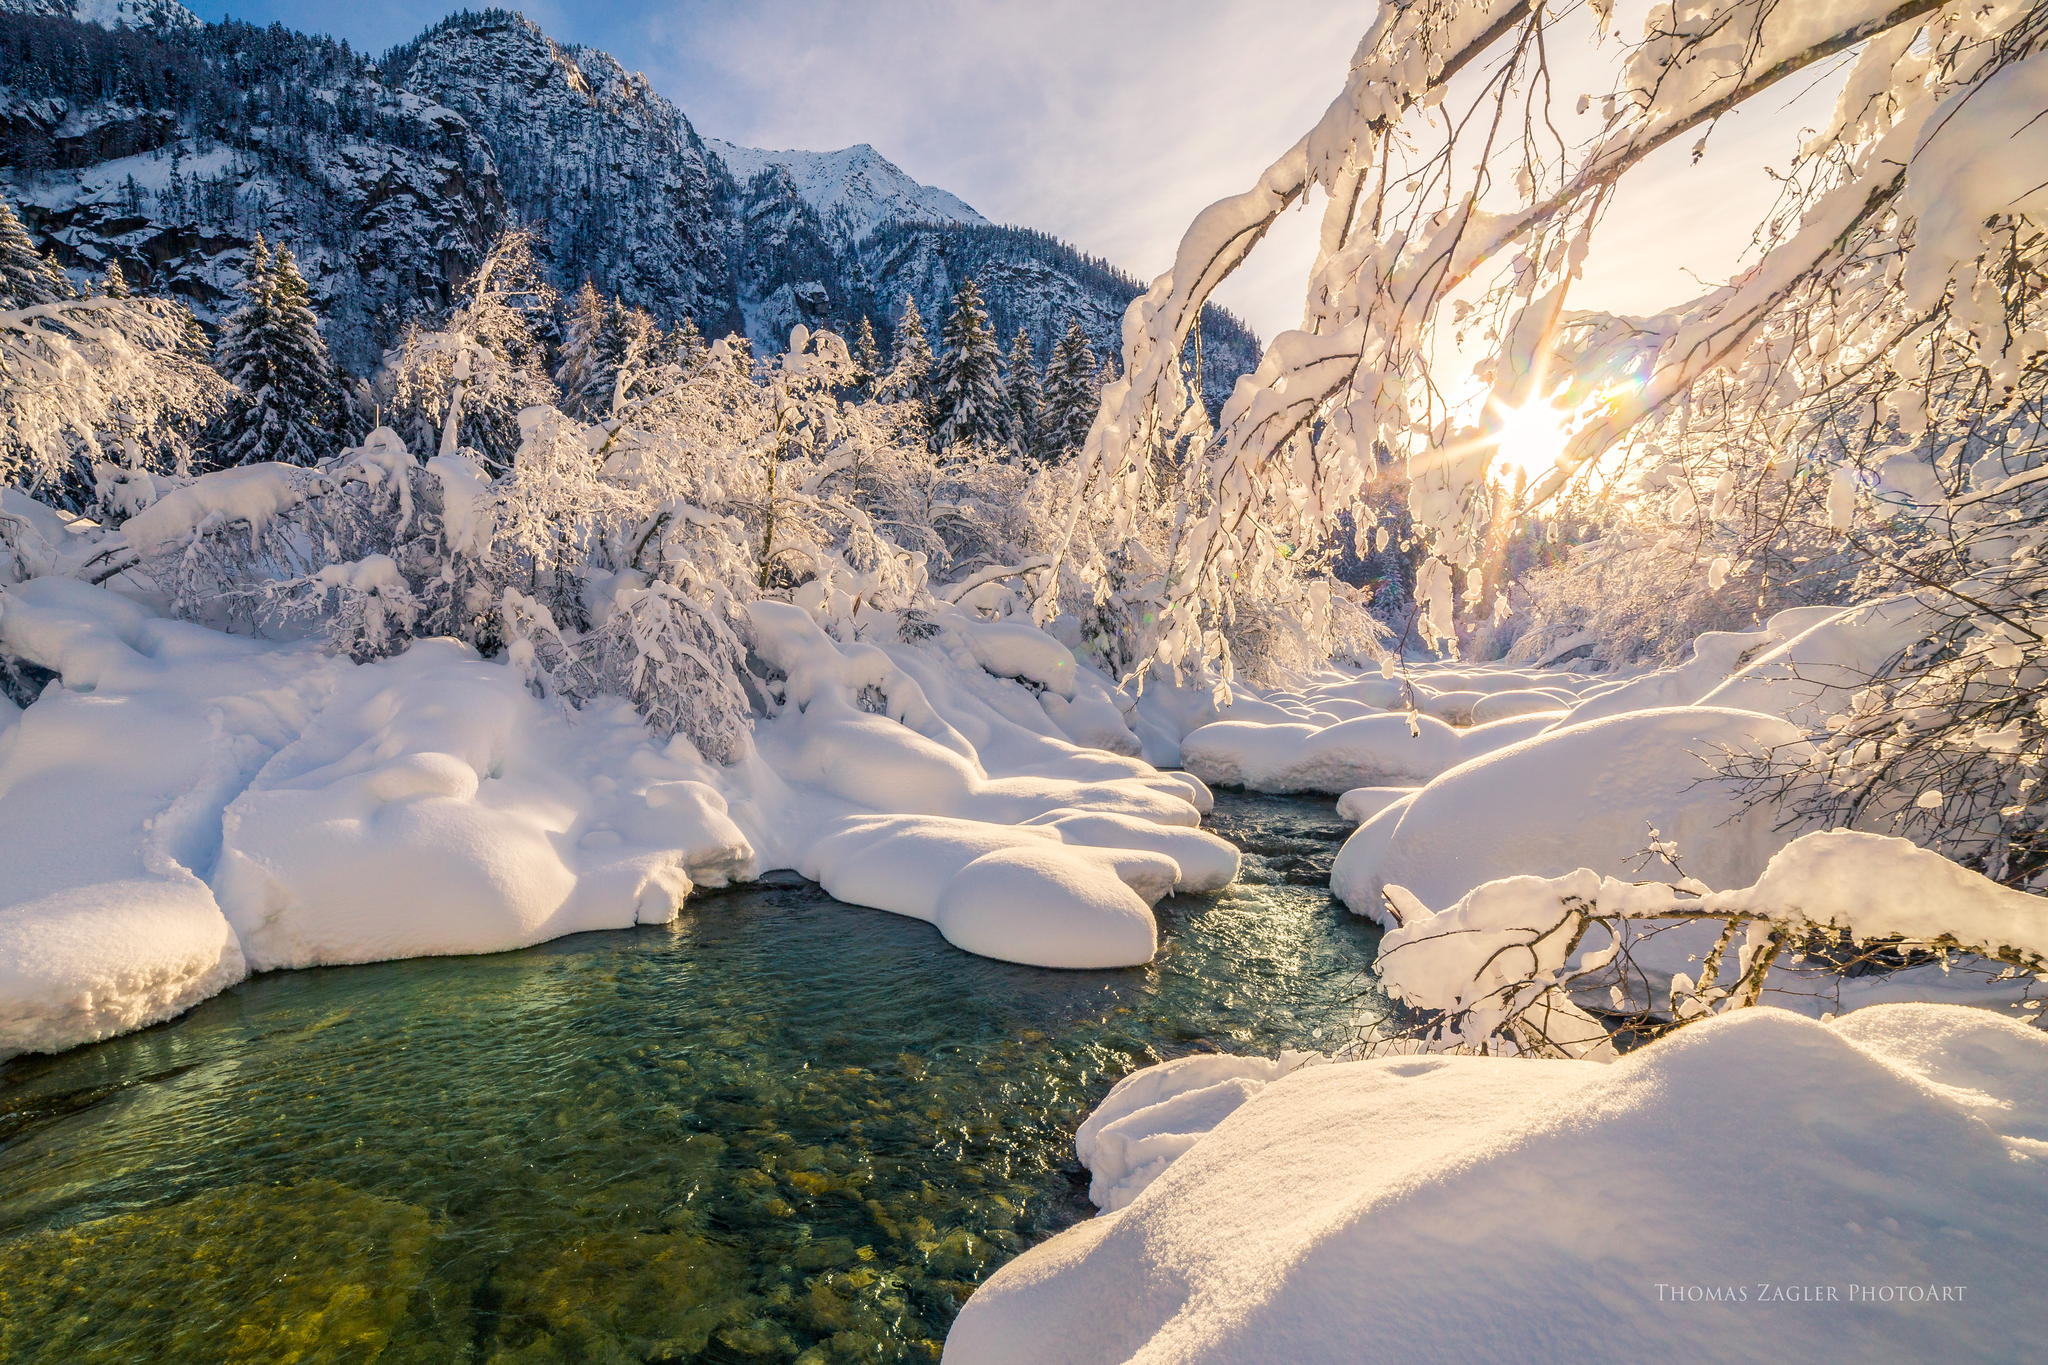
[0,5,1258,392]
[0,0,197,29]
[705,138,986,244]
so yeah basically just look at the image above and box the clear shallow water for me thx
[0,793,1380,1364]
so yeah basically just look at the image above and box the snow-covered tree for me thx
[99,260,130,299]
[1039,321,1099,460]
[0,196,69,308]
[931,278,1007,449]
[850,315,884,395]
[662,315,708,374]
[0,295,227,500]
[876,294,930,400]
[380,229,559,469]
[553,282,614,418]
[1003,328,1042,459]
[209,239,346,468]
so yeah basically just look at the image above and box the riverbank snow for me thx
[0,579,1233,1057]
[947,1003,2048,1364]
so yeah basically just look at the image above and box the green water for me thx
[0,793,1380,1364]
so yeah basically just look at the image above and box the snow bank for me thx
[0,581,1231,1057]
[1074,1052,1308,1212]
[1176,663,1608,795]
[0,578,318,1056]
[1333,706,1809,919]
[947,1005,2048,1364]
[1699,594,1930,728]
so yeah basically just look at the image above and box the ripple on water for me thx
[0,792,1381,1363]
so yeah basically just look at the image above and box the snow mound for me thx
[947,1005,2048,1364]
[1333,706,1810,919]
[1074,1052,1308,1212]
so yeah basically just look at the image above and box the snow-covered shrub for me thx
[1371,830,2048,1059]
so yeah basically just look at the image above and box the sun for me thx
[1487,396,1573,484]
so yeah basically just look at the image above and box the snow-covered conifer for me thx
[851,315,883,394]
[0,196,70,308]
[1003,328,1041,459]
[210,239,346,467]
[931,278,1007,448]
[554,282,613,418]
[1038,321,1098,459]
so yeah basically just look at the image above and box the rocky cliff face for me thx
[0,1,1259,393]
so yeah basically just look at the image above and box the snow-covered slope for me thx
[705,138,986,243]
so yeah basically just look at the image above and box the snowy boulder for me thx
[1075,1052,1307,1211]
[934,844,1160,969]
[213,641,706,970]
[801,812,1184,968]
[1415,687,1484,724]
[1022,809,1241,892]
[1334,706,1811,919]
[1333,785,1415,824]
[0,579,322,1057]
[947,1005,2048,1364]
[1181,713,1463,794]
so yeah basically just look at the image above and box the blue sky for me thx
[180,2,1825,344]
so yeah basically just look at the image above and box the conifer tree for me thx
[667,315,708,373]
[555,281,613,417]
[210,238,345,467]
[875,296,934,446]
[0,196,71,308]
[931,278,1007,449]
[1039,320,1100,459]
[1003,328,1041,458]
[100,259,131,299]
[850,315,883,394]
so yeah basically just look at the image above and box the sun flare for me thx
[1486,397,1573,484]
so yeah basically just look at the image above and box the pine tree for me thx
[1039,320,1100,459]
[555,282,615,418]
[668,316,708,372]
[1002,328,1042,458]
[210,238,345,467]
[850,315,883,394]
[100,259,131,299]
[876,293,931,403]
[0,196,71,308]
[931,279,1007,449]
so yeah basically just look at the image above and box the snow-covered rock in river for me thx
[947,1004,2048,1364]
[1332,706,1811,920]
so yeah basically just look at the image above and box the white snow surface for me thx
[947,1004,2048,1364]
[1333,705,1811,919]
[0,579,1230,1057]
[705,138,986,243]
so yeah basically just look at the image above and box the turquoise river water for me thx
[0,793,1380,1364]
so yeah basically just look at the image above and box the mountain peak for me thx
[704,137,986,245]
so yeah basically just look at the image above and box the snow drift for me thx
[947,1004,2048,1364]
